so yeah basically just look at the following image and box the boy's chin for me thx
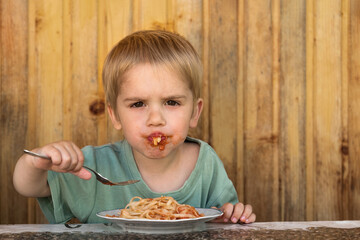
[133,145,172,159]
[144,148,170,159]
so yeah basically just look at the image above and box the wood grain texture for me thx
[136,0,171,31]
[33,0,64,146]
[244,0,277,222]
[279,0,306,221]
[236,0,245,203]
[98,0,132,144]
[201,0,210,143]
[64,0,101,148]
[305,0,315,221]
[340,0,350,220]
[348,0,360,220]
[1,0,359,224]
[0,0,29,224]
[29,0,65,224]
[174,0,204,140]
[313,0,342,220]
[208,0,238,185]
[27,0,41,224]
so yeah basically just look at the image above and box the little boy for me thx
[13,30,255,224]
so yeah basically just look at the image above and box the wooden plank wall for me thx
[1,0,359,224]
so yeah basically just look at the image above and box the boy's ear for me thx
[189,98,203,128]
[107,105,122,130]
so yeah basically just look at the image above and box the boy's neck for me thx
[132,145,182,175]
[131,141,199,193]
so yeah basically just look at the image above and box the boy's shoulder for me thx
[81,139,132,164]
[185,136,217,155]
[185,136,206,146]
[185,136,223,168]
[82,139,128,153]
[80,139,134,170]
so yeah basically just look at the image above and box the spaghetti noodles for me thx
[118,196,204,220]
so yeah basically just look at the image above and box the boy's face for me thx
[108,63,203,159]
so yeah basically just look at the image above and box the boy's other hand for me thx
[212,202,256,224]
[31,141,91,180]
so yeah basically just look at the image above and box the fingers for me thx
[214,202,256,224]
[231,202,244,223]
[62,142,84,172]
[239,204,256,223]
[221,203,235,223]
[33,141,84,174]
[246,212,256,223]
[28,141,92,180]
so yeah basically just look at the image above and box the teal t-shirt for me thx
[37,137,239,223]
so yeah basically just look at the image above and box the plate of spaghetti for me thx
[97,196,222,233]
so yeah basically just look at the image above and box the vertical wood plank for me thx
[340,0,350,220]
[63,0,99,148]
[279,0,306,221]
[236,0,245,202]
[31,0,63,145]
[348,0,360,220]
[305,0,315,221]
[132,0,140,31]
[271,0,280,221]
[98,0,132,144]
[313,0,342,220]
[27,0,40,224]
[208,0,238,186]
[136,0,172,31]
[244,0,277,221]
[0,0,29,224]
[174,0,204,139]
[201,0,210,143]
[173,0,203,60]
[29,0,64,223]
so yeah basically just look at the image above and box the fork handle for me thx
[24,150,51,160]
[24,149,94,174]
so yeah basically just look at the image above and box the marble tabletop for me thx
[1,221,360,239]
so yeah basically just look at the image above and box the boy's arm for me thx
[13,154,51,197]
[13,141,91,198]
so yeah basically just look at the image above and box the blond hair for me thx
[102,30,202,113]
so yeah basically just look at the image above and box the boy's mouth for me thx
[147,133,168,151]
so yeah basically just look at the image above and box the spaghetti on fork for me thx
[118,196,204,220]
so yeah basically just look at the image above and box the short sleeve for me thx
[199,142,239,208]
[37,146,99,224]
[37,171,75,223]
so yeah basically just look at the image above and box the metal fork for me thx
[23,149,140,186]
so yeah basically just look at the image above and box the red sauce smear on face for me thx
[147,134,168,151]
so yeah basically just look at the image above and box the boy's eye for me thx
[165,100,179,106]
[131,102,145,108]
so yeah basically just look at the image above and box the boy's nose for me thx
[146,107,166,126]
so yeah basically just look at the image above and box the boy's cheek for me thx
[169,134,185,146]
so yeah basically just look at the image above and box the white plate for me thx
[97,208,223,234]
